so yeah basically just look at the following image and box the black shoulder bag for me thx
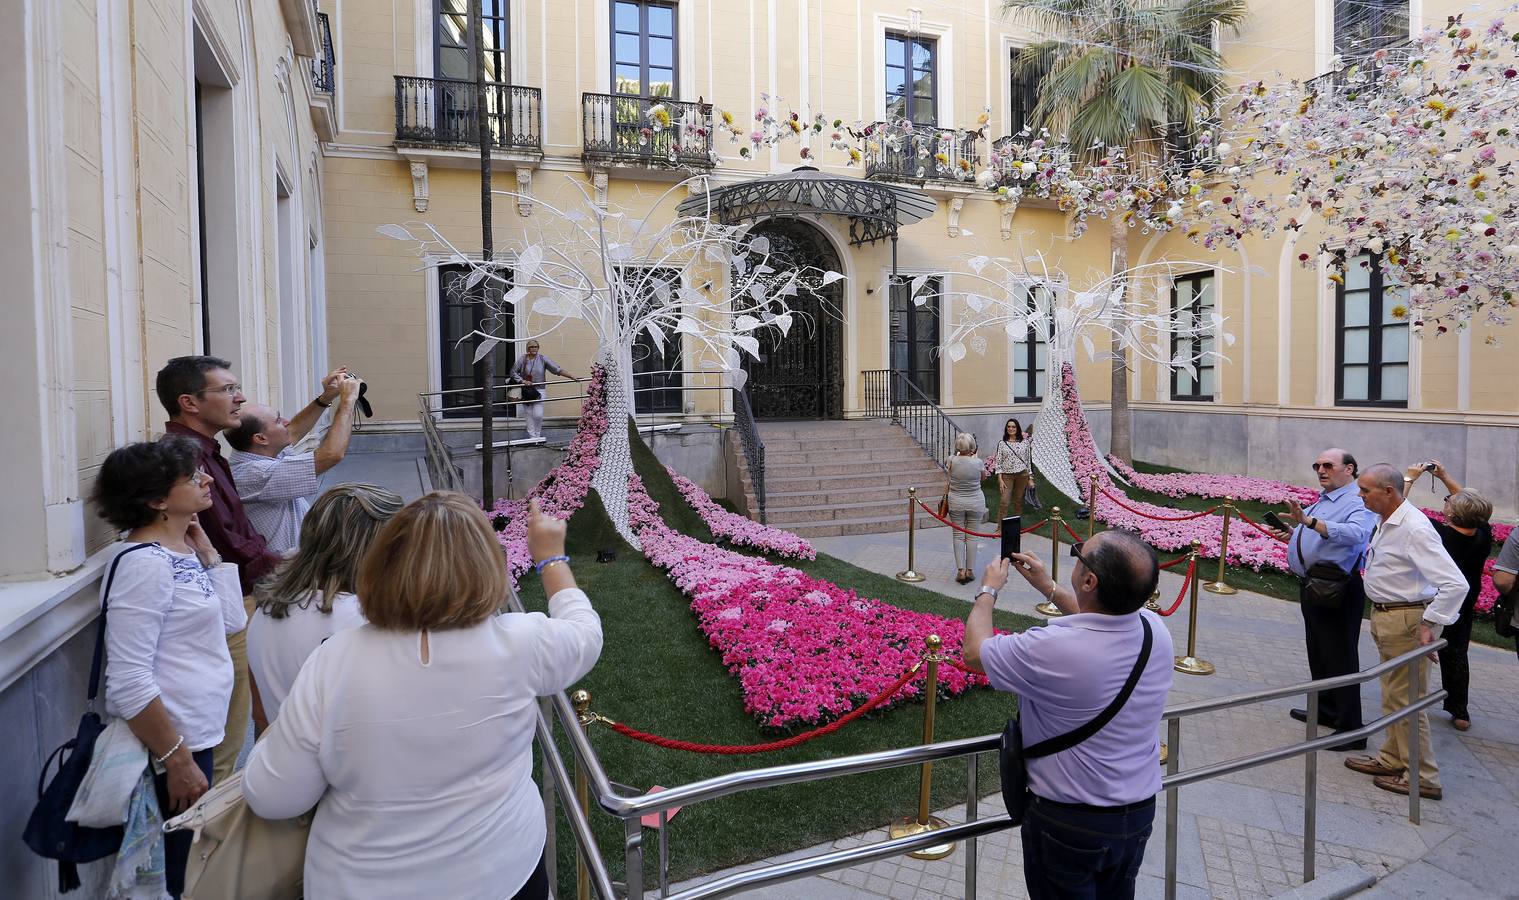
[999,615,1154,826]
[23,542,153,893]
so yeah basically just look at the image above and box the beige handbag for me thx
[163,771,312,900]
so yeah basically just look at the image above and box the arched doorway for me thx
[742,218,845,419]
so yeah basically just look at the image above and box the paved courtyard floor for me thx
[674,527,1519,899]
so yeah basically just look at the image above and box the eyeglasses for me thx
[1310,462,1337,471]
[196,383,242,397]
[1069,540,1088,563]
[189,468,211,488]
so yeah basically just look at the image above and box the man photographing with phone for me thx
[1270,448,1379,747]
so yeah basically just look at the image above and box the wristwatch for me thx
[975,585,999,602]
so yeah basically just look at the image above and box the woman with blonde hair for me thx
[946,432,989,585]
[246,483,405,724]
[1403,461,1493,731]
[243,493,601,900]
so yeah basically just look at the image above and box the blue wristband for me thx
[535,554,570,574]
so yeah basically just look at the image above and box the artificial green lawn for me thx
[986,460,1514,650]
[514,427,1042,893]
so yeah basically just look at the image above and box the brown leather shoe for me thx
[1344,755,1403,777]
[1452,718,1472,732]
[1373,774,1442,801]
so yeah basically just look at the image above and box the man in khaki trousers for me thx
[1343,464,1468,801]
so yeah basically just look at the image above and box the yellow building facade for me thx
[321,0,1519,516]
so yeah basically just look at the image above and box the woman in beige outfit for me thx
[993,418,1034,529]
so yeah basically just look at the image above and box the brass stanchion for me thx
[1175,540,1216,675]
[572,689,594,900]
[890,635,954,859]
[1087,475,1100,541]
[1159,741,1169,765]
[896,486,927,583]
[1035,507,1065,617]
[1204,497,1240,595]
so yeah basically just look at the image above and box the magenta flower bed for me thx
[665,466,817,560]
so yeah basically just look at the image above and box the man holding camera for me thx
[1272,448,1379,747]
[226,368,362,555]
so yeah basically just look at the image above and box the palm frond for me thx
[1032,46,1117,134]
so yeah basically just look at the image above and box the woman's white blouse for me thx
[994,439,1033,474]
[246,591,367,722]
[103,544,247,751]
[243,588,603,900]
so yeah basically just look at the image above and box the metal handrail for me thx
[730,387,766,524]
[534,633,1446,900]
[860,369,966,471]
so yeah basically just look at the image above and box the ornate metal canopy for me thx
[676,167,937,249]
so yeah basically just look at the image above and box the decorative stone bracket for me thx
[515,167,533,217]
[409,161,430,213]
[947,197,965,237]
[1000,201,1017,240]
[592,171,609,208]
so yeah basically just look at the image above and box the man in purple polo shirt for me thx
[964,529,1173,900]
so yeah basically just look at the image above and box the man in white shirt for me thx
[226,371,361,554]
[1343,463,1468,801]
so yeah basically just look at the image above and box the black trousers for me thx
[1438,595,1478,720]
[1299,576,1364,730]
[512,854,550,900]
[152,747,215,900]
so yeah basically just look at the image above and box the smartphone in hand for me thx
[1263,510,1291,532]
[1000,516,1022,560]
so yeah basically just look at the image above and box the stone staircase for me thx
[739,420,949,537]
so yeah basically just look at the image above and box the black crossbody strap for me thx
[1023,616,1153,759]
[86,543,156,702]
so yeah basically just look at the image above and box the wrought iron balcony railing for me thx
[394,76,543,153]
[310,12,335,94]
[863,124,980,185]
[581,93,714,168]
[1307,38,1416,95]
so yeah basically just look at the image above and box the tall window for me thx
[439,263,513,418]
[1012,283,1051,402]
[1334,0,1407,60]
[1009,48,1045,137]
[435,0,509,83]
[1170,272,1217,401]
[1336,252,1409,407]
[629,268,684,413]
[612,1,677,97]
[885,33,936,125]
[889,278,941,402]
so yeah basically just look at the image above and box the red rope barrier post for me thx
[571,689,593,900]
[1036,507,1065,618]
[1175,540,1217,676]
[1204,497,1240,596]
[889,635,955,860]
[896,487,927,583]
[1088,475,1100,541]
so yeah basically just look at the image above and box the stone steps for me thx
[738,419,951,536]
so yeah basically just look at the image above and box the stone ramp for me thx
[740,420,952,537]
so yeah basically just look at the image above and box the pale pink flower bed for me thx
[665,466,816,560]
[1105,455,1319,506]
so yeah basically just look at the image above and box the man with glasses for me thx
[963,531,1172,900]
[1341,464,1467,800]
[155,355,343,785]
[1271,448,1379,748]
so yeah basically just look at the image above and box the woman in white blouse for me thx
[246,483,403,727]
[244,492,602,900]
[993,418,1035,529]
[93,436,247,899]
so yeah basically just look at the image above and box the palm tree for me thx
[1003,0,1247,464]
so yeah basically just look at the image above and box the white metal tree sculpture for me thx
[920,250,1232,501]
[380,175,842,546]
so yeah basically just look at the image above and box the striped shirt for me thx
[230,448,321,555]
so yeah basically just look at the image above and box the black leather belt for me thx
[1371,601,1426,612]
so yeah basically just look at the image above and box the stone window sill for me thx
[0,544,117,693]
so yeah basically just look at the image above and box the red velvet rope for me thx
[1157,553,1191,570]
[913,500,1006,538]
[605,661,923,755]
[1061,520,1084,541]
[1237,512,1290,543]
[1100,490,1220,522]
[1153,558,1195,617]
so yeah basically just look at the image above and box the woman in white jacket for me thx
[244,492,602,900]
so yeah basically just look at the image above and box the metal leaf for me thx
[734,314,761,332]
[376,224,415,242]
[733,334,761,359]
[946,342,967,363]
[516,245,543,281]
[968,255,989,274]
[471,335,504,364]
[820,271,844,285]
[504,286,529,305]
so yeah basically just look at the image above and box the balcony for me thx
[395,76,543,158]
[307,12,336,141]
[1307,39,1416,96]
[581,93,714,172]
[863,125,980,187]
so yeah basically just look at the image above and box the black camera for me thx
[1423,462,1437,473]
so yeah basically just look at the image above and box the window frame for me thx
[437,262,514,419]
[1008,46,1044,138]
[434,0,510,84]
[1169,271,1217,402]
[884,31,938,126]
[626,266,685,414]
[1012,283,1052,403]
[1333,0,1409,60]
[1334,251,1409,408]
[611,0,679,98]
[888,277,942,403]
